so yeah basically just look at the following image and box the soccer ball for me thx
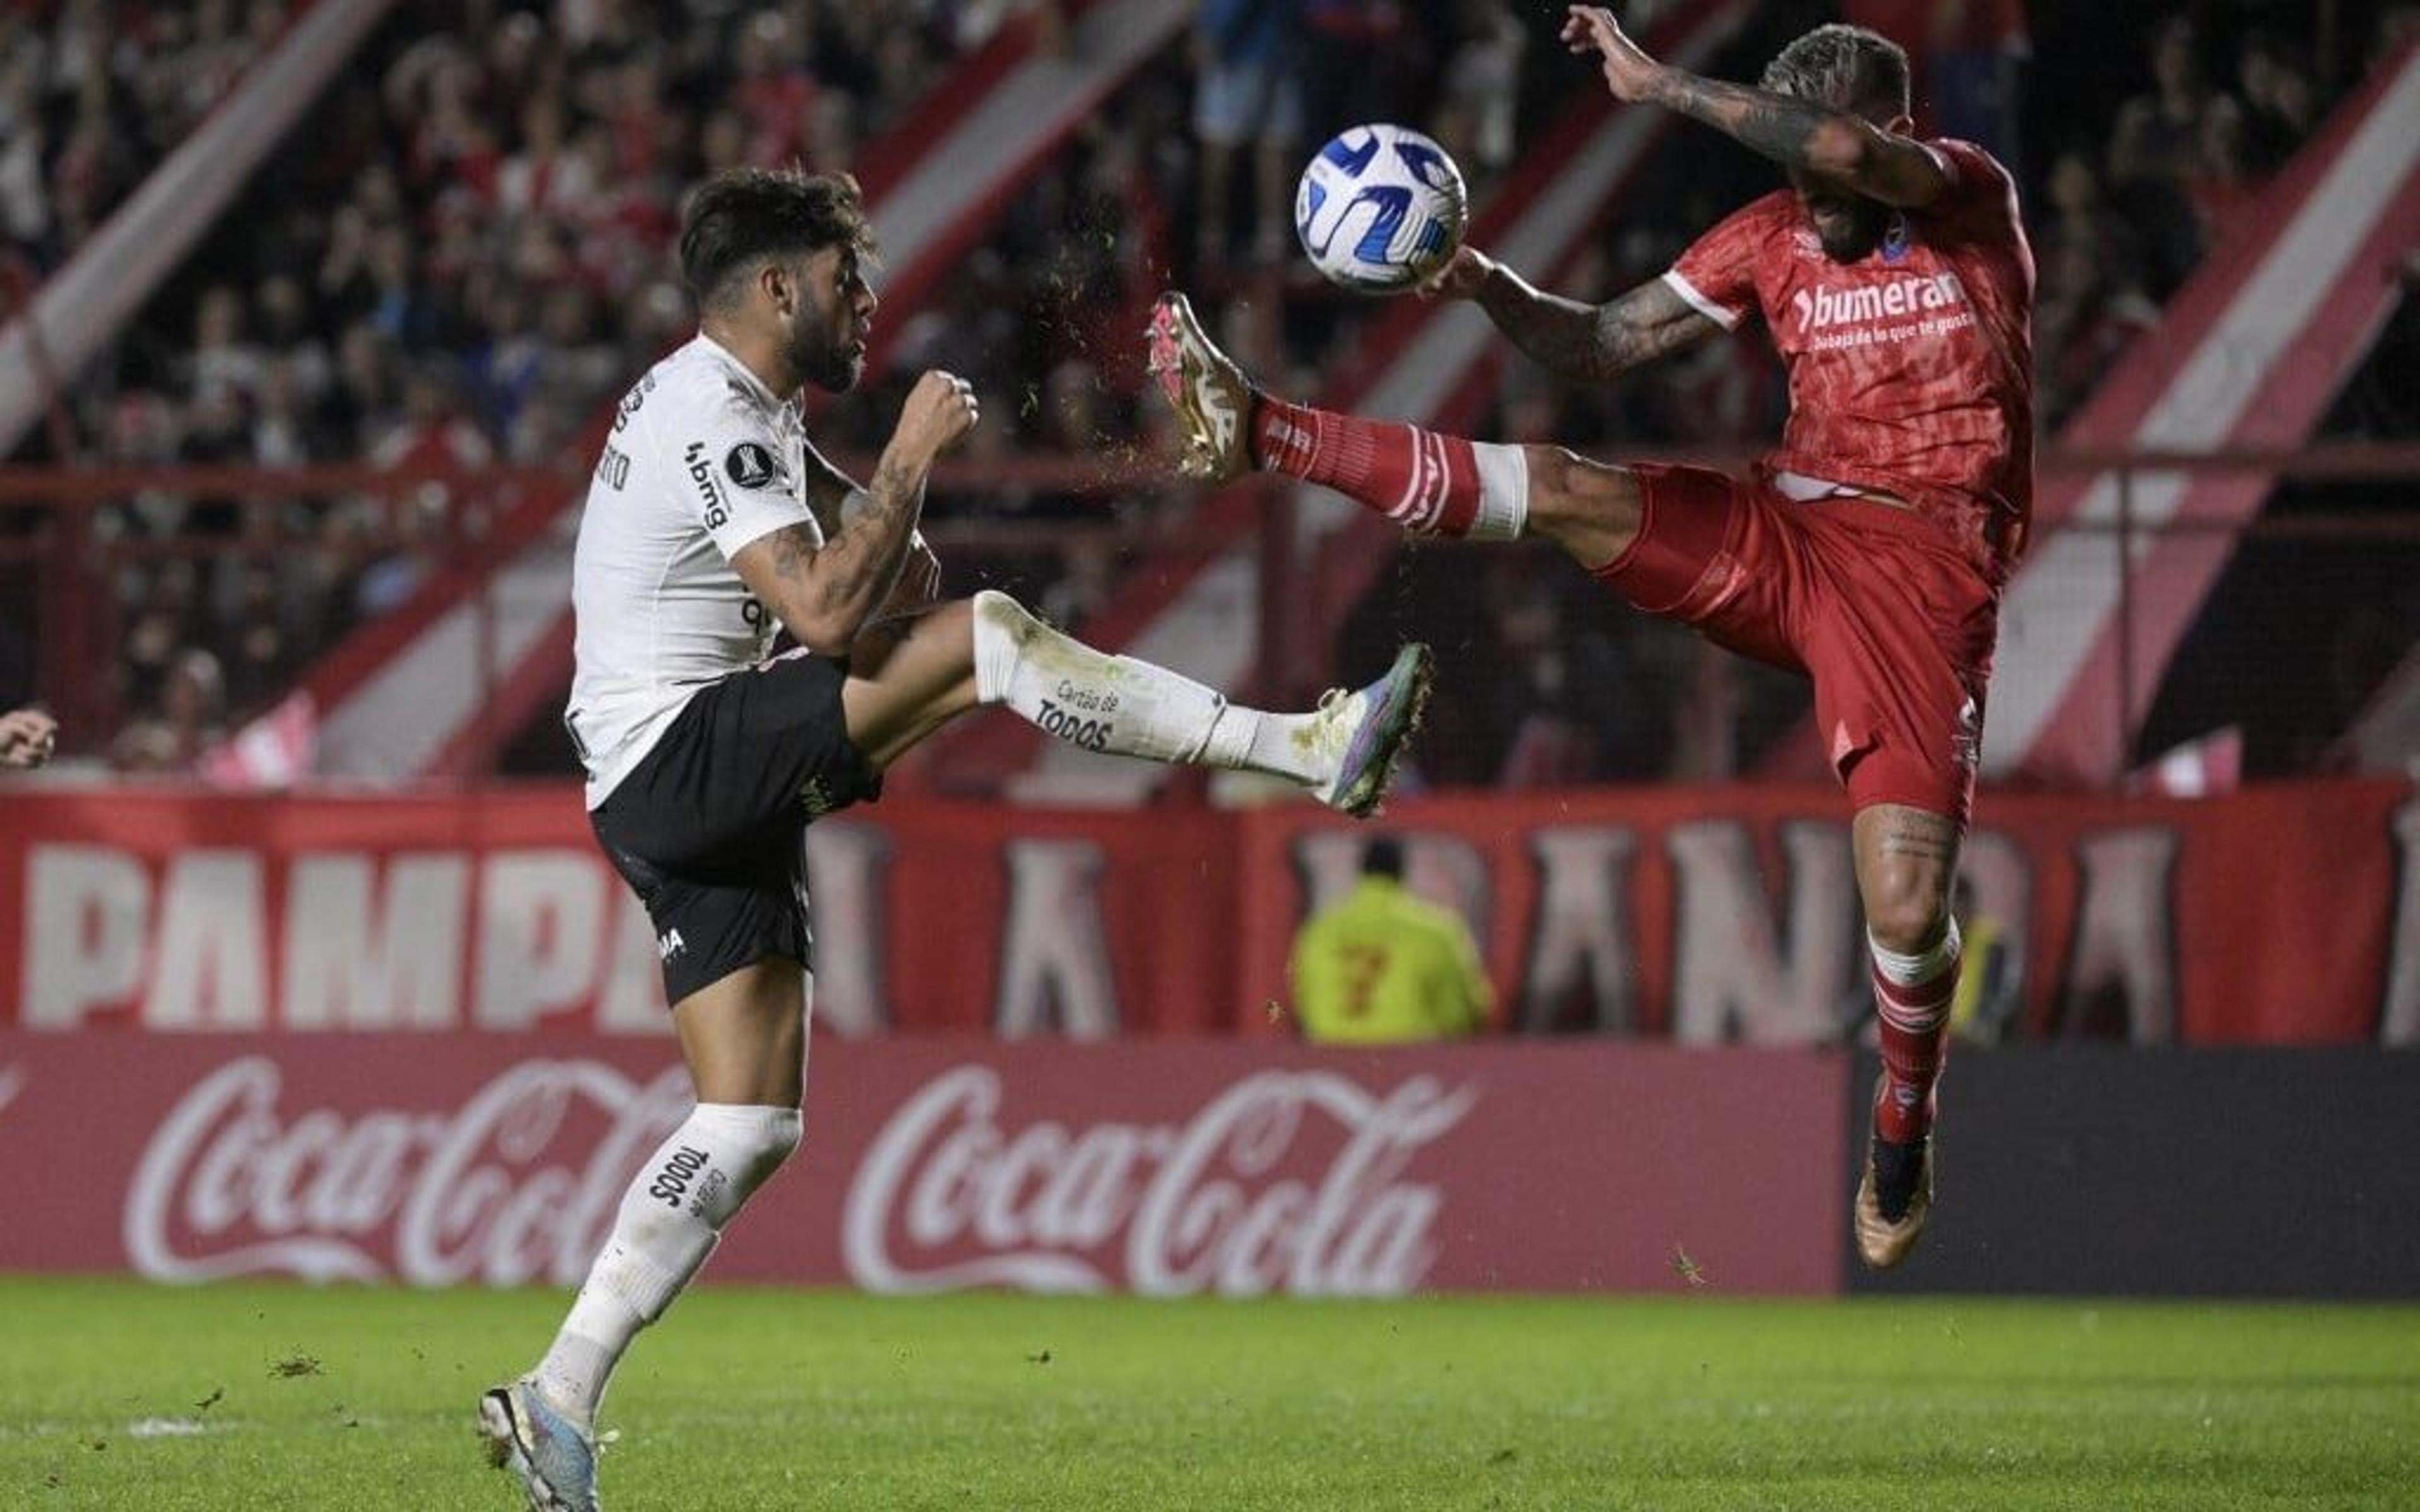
[1293,124,1469,295]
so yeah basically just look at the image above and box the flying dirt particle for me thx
[193,1388,224,1413]
[1265,999,1287,1024]
[1670,1245,1710,1288]
[269,1354,323,1380]
[1025,1349,1053,1366]
[83,1438,106,1453]
[1488,1448,1518,1466]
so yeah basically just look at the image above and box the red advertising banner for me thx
[1,782,2413,1043]
[0,1033,1847,1295]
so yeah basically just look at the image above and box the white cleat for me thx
[478,1377,600,1512]
[1146,291,1256,483]
[1305,644,1435,818]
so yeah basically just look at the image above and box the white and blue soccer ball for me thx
[1293,124,1469,295]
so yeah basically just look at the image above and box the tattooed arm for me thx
[731,370,976,653]
[1561,6,1951,207]
[1436,249,1721,382]
[799,437,945,619]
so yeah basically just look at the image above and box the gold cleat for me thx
[1853,1133,1934,1269]
[1146,292,1255,483]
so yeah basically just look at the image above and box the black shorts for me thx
[589,648,882,1006]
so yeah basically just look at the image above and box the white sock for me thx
[534,1102,802,1424]
[1868,917,1962,992]
[971,590,1325,784]
[1469,442,1528,541]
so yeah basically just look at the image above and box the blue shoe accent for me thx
[1322,643,1434,818]
[478,1378,599,1512]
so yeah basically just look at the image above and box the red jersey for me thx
[1664,139,2036,580]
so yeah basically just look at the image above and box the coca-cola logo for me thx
[842,1065,1478,1298]
[124,1057,691,1285]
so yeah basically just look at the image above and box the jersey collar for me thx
[696,331,804,426]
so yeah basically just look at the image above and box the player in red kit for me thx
[1148,9,2034,1268]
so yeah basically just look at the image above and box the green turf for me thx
[0,1279,2413,1510]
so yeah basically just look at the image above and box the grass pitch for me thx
[0,1279,2413,1510]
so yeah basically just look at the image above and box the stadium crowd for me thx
[0,0,2407,782]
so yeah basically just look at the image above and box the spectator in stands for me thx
[1843,0,2026,169]
[2189,98,2262,248]
[2233,32,2315,173]
[0,49,50,263]
[2109,16,2232,295]
[1192,0,1306,266]
[1290,836,1492,1044]
[2036,150,2159,428]
[1434,0,1526,183]
[1301,1,1400,146]
[0,706,57,768]
[112,646,226,773]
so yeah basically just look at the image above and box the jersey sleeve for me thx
[1662,200,1772,331]
[665,385,816,560]
[1927,138,2022,240]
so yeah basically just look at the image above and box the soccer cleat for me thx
[1853,1132,1934,1269]
[1146,292,1256,483]
[1305,643,1434,818]
[478,1377,600,1512]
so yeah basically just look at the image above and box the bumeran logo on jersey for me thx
[1789,271,1974,352]
[683,441,730,530]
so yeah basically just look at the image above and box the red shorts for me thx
[1593,464,1999,828]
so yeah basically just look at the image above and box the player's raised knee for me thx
[1865,893,1950,957]
[1524,446,1642,560]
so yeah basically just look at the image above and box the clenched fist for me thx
[893,370,981,464]
[0,707,59,769]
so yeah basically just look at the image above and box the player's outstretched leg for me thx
[1148,290,1543,536]
[1147,292,1651,569]
[969,592,1429,816]
[843,595,1431,818]
[1850,803,1962,1269]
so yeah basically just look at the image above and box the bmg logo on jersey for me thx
[683,441,730,530]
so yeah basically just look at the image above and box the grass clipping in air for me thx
[0,1278,2414,1509]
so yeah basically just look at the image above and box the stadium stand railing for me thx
[3,441,2414,789]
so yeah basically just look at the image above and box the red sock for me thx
[1871,937,1958,1145]
[1252,396,1484,536]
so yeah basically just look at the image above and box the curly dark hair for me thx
[678,167,878,311]
[1760,23,1911,119]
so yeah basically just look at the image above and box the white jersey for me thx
[567,334,824,808]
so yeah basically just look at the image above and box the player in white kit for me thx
[476,168,1432,1512]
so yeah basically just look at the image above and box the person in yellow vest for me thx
[1947,876,2021,1043]
[1290,836,1493,1043]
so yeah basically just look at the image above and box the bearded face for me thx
[780,247,875,393]
[1790,170,1894,262]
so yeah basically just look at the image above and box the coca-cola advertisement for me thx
[0,1033,1847,1295]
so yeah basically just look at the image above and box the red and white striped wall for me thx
[1986,43,2420,783]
